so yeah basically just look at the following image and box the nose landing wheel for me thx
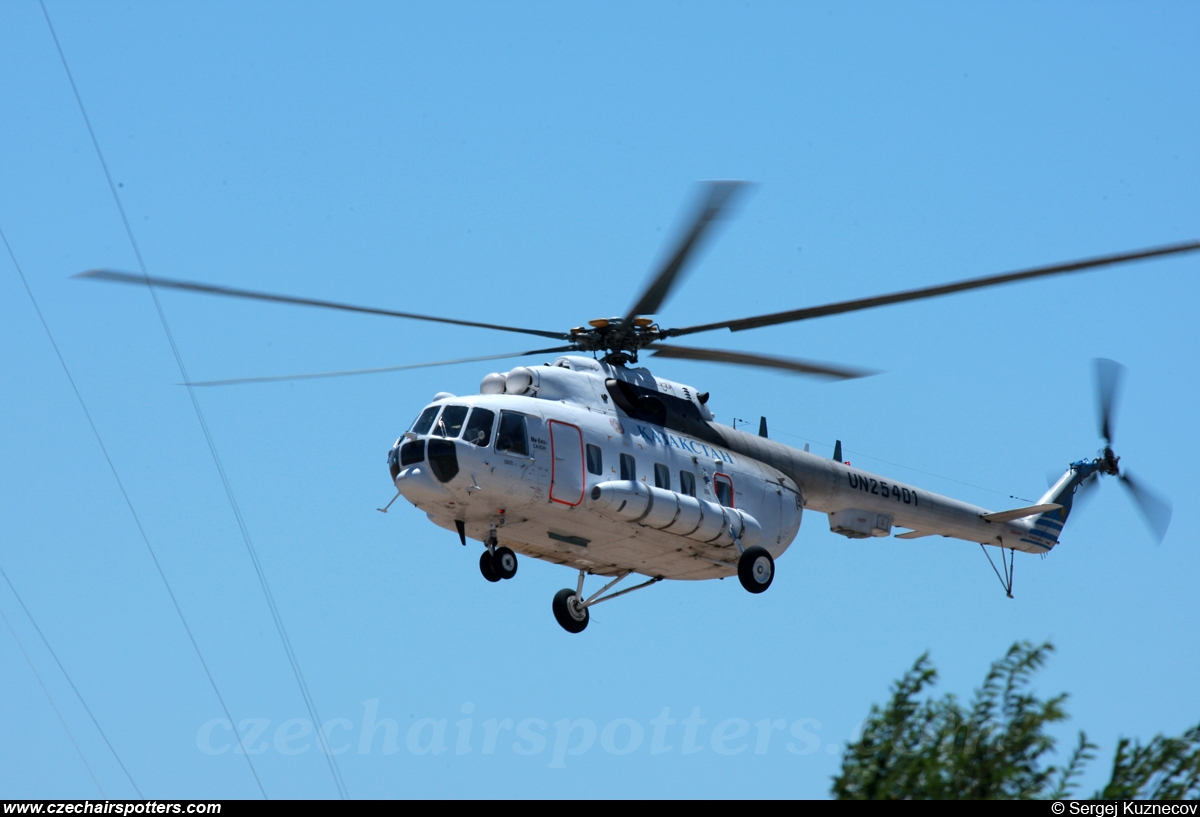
[479,546,518,582]
[492,547,518,580]
[479,550,501,583]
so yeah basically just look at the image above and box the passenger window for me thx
[411,406,440,435]
[586,444,603,476]
[495,412,529,457]
[432,405,469,438]
[714,474,734,507]
[462,408,495,446]
[654,463,670,490]
[680,470,696,497]
[620,453,636,481]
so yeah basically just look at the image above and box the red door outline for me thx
[713,472,735,508]
[548,420,585,506]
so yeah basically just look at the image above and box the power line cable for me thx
[2,224,262,798]
[37,2,348,798]
[0,594,105,796]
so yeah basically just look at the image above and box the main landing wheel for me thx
[552,588,589,633]
[479,550,501,583]
[493,547,518,580]
[737,546,774,594]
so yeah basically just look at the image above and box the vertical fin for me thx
[455,519,466,546]
[758,416,768,438]
[832,440,842,463]
[1024,468,1085,550]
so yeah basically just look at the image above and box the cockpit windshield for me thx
[432,405,469,438]
[410,406,441,435]
[462,408,495,446]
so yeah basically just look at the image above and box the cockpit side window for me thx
[411,406,440,435]
[495,411,529,457]
[463,408,495,446]
[432,405,469,438]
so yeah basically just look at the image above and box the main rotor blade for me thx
[624,181,748,321]
[76,269,571,341]
[1094,357,1124,445]
[647,343,874,380]
[667,240,1200,337]
[1118,471,1172,544]
[184,345,576,387]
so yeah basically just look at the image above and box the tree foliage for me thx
[833,642,1200,800]
[1098,724,1200,800]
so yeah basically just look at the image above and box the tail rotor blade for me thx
[1118,471,1172,543]
[1094,358,1124,445]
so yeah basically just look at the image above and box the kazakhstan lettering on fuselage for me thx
[847,470,920,506]
[634,425,736,464]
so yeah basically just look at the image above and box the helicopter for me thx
[79,182,1195,633]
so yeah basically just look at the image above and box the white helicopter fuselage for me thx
[80,182,1179,629]
[389,356,1061,583]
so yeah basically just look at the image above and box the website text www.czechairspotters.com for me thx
[4,804,220,815]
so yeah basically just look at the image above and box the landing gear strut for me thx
[551,570,663,634]
[981,543,1016,598]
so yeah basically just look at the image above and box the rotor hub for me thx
[1098,446,1120,476]
[567,318,665,365]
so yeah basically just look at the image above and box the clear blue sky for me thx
[2,0,1197,799]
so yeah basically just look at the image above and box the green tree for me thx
[833,642,1200,800]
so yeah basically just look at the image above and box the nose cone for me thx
[390,437,452,505]
[394,464,450,505]
[389,438,425,482]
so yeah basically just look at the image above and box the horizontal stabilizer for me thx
[895,530,935,539]
[981,503,1062,523]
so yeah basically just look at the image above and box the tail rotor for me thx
[1094,357,1123,448]
[1088,358,1172,543]
[1117,470,1172,544]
